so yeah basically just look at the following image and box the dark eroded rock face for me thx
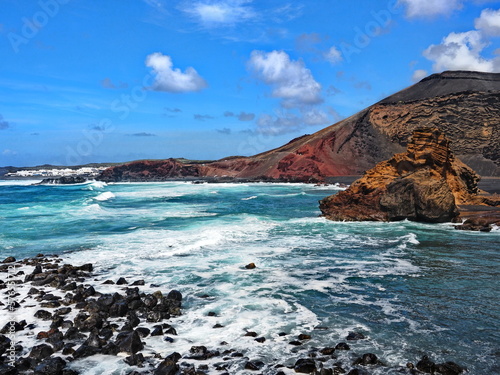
[454,213,500,232]
[320,128,480,223]
[99,159,201,182]
[380,171,459,222]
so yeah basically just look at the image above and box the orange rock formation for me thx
[319,128,483,223]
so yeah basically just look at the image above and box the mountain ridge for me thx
[99,70,500,182]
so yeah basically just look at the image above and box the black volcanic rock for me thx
[99,159,202,182]
[36,176,86,185]
[380,70,500,103]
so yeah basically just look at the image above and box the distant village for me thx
[5,167,107,178]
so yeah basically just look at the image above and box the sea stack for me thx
[319,128,481,223]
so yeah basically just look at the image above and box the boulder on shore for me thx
[319,128,485,223]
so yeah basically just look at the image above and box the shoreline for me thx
[1,255,467,375]
[2,175,499,192]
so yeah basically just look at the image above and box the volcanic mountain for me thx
[99,71,500,182]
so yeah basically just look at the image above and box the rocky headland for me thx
[319,127,500,229]
[97,159,203,183]
[0,255,466,375]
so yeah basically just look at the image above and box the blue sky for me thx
[1,0,499,166]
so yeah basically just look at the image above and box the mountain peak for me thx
[380,70,500,104]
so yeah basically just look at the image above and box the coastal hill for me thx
[99,71,500,182]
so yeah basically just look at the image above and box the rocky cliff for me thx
[99,71,500,182]
[319,128,484,223]
[98,159,202,182]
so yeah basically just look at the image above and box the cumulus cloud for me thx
[146,52,208,93]
[398,0,463,18]
[324,46,343,64]
[0,115,9,130]
[412,69,429,82]
[184,0,255,27]
[475,8,500,36]
[420,7,500,73]
[248,50,323,108]
[424,30,498,72]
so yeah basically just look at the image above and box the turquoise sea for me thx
[0,180,498,374]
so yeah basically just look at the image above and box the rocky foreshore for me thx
[34,177,88,185]
[0,255,466,375]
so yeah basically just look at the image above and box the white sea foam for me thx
[310,183,347,190]
[406,232,420,244]
[242,195,258,200]
[0,179,41,186]
[116,190,185,199]
[80,203,105,214]
[93,191,115,201]
[85,180,107,190]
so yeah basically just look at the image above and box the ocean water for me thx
[0,180,498,374]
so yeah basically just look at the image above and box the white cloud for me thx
[256,112,302,135]
[270,3,304,23]
[248,50,323,108]
[185,0,255,27]
[423,30,498,72]
[145,53,208,93]
[412,69,428,82]
[475,8,500,36]
[2,149,17,156]
[398,0,463,18]
[302,109,330,126]
[325,46,343,64]
[143,0,168,12]
[255,108,332,135]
